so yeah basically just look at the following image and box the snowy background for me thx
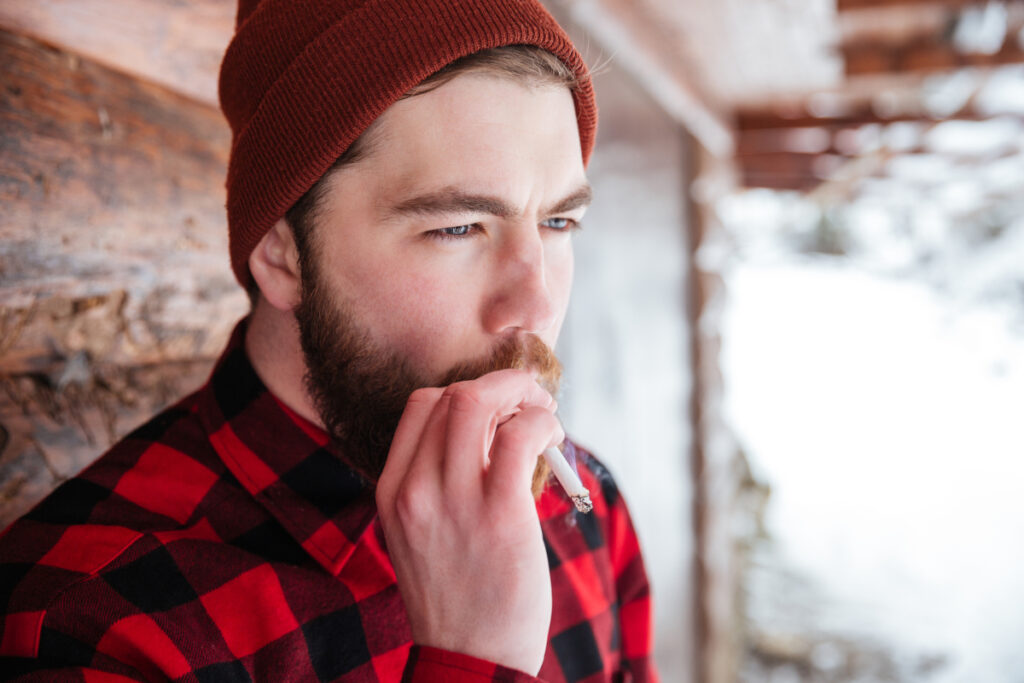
[716,65,1024,683]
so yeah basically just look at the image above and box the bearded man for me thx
[0,1,658,681]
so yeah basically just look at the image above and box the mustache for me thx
[438,333,562,395]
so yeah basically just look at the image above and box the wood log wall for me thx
[0,27,246,528]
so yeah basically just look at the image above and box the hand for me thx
[375,369,563,675]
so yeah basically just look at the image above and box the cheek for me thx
[546,245,575,340]
[355,268,473,358]
[556,248,574,302]
[554,240,575,294]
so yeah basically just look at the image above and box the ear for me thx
[249,218,302,311]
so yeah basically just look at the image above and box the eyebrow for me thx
[386,183,593,220]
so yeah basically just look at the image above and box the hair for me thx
[247,45,579,304]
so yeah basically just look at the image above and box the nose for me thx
[481,230,561,335]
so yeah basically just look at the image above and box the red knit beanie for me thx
[219,0,598,288]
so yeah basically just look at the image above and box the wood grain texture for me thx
[0,0,234,105]
[1,28,238,309]
[1,29,247,527]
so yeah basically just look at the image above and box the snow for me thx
[723,259,1024,681]
[975,66,1024,115]
[718,84,1024,677]
[713,59,1024,680]
[924,118,1023,157]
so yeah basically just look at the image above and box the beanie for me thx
[219,0,598,288]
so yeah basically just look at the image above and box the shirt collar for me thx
[196,318,377,576]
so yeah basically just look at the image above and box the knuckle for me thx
[444,384,484,414]
[393,480,432,527]
[493,409,557,455]
[493,422,534,456]
[525,405,557,426]
[375,471,391,498]
[373,485,392,516]
[406,387,443,408]
[375,466,399,506]
[498,367,534,387]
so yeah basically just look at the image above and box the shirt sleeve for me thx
[401,646,543,683]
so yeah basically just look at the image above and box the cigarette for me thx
[543,444,593,513]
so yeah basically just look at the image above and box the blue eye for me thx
[542,217,576,231]
[428,224,479,241]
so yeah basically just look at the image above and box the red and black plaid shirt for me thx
[0,321,658,682]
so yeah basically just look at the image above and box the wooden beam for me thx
[740,174,822,192]
[838,0,982,10]
[735,106,1019,132]
[0,0,233,106]
[737,108,895,130]
[738,153,828,191]
[844,37,1024,75]
[736,130,835,157]
[1,28,245,361]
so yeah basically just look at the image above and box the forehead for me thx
[330,72,586,203]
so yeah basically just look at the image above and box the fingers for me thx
[377,386,444,508]
[378,369,559,509]
[439,369,557,490]
[485,406,564,501]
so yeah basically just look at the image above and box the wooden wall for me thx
[0,8,246,527]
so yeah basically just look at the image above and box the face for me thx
[293,72,589,480]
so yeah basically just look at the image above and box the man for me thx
[0,1,657,681]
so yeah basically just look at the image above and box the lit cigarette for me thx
[543,444,593,513]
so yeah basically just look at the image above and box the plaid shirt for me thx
[0,321,657,682]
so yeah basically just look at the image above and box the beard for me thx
[293,260,562,494]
